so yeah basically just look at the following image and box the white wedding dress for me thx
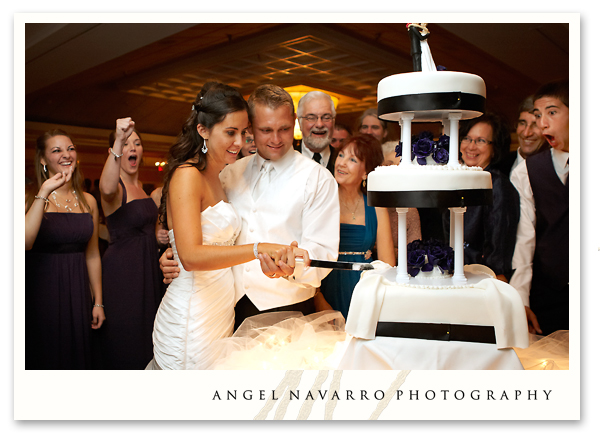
[149,201,241,370]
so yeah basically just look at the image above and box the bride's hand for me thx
[257,243,294,278]
[257,242,310,278]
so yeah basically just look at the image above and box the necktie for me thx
[313,152,322,164]
[253,161,272,201]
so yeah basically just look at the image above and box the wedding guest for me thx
[25,129,104,369]
[510,80,569,335]
[331,123,351,149]
[497,96,549,178]
[295,91,337,173]
[237,131,256,158]
[315,134,395,318]
[357,108,388,144]
[448,113,520,282]
[96,119,163,369]
[151,185,169,250]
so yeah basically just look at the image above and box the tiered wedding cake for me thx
[342,25,528,367]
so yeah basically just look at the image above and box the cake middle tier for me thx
[367,164,493,208]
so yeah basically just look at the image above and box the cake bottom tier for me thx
[337,336,524,370]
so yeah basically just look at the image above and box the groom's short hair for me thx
[248,84,295,122]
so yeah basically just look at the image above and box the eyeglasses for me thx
[299,114,334,123]
[460,136,492,146]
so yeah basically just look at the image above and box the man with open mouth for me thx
[510,79,569,337]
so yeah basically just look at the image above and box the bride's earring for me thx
[201,139,208,154]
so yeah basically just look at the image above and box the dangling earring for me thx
[201,139,208,154]
[362,179,366,188]
[43,164,47,174]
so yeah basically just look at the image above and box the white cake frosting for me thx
[378,71,486,98]
[377,71,486,122]
[345,263,529,350]
[351,54,529,354]
[368,162,492,192]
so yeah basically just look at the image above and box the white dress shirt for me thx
[508,149,525,179]
[220,147,340,310]
[300,140,331,167]
[509,148,569,306]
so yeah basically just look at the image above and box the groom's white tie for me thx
[253,161,273,201]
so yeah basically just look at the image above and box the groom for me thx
[160,84,340,329]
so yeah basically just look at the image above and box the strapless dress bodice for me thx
[152,201,241,370]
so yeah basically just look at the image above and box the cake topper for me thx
[407,23,436,72]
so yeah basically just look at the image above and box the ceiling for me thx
[23,20,570,183]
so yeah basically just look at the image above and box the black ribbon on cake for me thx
[368,188,492,208]
[375,321,497,344]
[378,91,486,119]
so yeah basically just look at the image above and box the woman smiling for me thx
[25,129,104,369]
[452,113,520,282]
[317,134,395,319]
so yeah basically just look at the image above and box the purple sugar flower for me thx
[412,138,434,165]
[437,134,450,150]
[407,239,423,252]
[432,146,449,164]
[395,141,402,158]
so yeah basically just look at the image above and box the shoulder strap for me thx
[118,178,127,206]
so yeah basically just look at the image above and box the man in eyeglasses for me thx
[295,91,337,174]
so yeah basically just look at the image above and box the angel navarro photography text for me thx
[212,388,553,402]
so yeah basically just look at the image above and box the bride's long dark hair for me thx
[159,82,249,226]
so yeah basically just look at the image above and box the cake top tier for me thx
[378,71,486,122]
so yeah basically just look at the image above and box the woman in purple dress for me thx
[25,129,104,369]
[97,118,163,369]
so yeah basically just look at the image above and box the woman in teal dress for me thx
[318,134,395,319]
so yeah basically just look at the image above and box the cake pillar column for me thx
[442,117,450,136]
[447,112,462,168]
[400,113,414,167]
[450,207,467,283]
[448,207,455,250]
[395,207,410,283]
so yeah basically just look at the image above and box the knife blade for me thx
[295,258,374,271]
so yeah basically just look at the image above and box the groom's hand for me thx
[159,248,180,284]
[258,252,293,278]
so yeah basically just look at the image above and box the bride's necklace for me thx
[340,195,362,221]
[51,189,79,212]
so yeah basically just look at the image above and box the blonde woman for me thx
[25,130,104,369]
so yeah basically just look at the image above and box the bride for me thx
[146,82,308,370]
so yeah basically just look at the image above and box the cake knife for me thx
[295,258,374,271]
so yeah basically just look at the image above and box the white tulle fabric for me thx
[513,330,569,370]
[209,311,350,370]
[151,201,241,370]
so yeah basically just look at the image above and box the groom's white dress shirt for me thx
[220,147,340,310]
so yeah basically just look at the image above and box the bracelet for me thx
[93,304,104,308]
[253,242,260,259]
[34,195,49,202]
[109,147,124,161]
